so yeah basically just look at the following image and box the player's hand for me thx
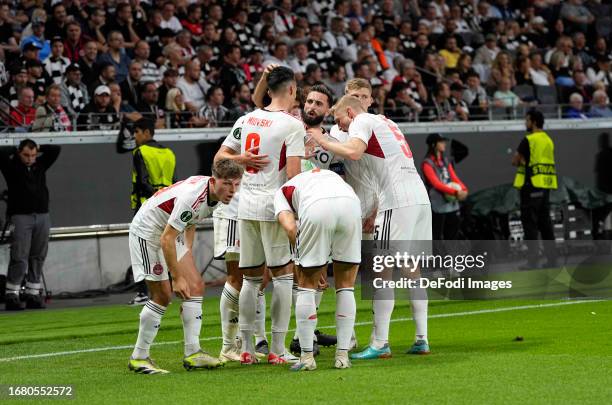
[173,277,191,300]
[263,63,279,77]
[363,213,376,233]
[457,190,468,201]
[318,272,328,290]
[242,146,270,169]
[306,127,325,146]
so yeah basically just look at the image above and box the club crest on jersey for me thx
[153,263,164,275]
[180,211,193,222]
[233,127,241,140]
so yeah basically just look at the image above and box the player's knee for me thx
[150,290,172,307]
[191,278,205,295]
[227,273,243,290]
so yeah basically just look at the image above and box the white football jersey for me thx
[213,125,244,220]
[330,124,378,218]
[347,113,430,211]
[130,176,218,246]
[302,127,344,172]
[225,109,305,221]
[274,169,358,217]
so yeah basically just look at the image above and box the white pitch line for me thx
[0,300,603,363]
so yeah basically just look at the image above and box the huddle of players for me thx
[126,65,432,374]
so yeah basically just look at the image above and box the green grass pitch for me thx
[1,291,611,404]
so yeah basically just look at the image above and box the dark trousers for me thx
[5,213,50,294]
[520,189,556,266]
[432,211,461,240]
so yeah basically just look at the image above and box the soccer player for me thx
[275,168,361,371]
[127,159,243,374]
[220,66,306,365]
[213,118,271,362]
[309,95,432,359]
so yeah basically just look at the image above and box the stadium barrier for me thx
[0,119,609,294]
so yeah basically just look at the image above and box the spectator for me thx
[586,54,612,88]
[488,51,515,89]
[81,7,107,47]
[199,86,229,127]
[77,85,120,131]
[449,82,470,121]
[197,45,219,83]
[60,63,89,118]
[32,84,72,132]
[473,33,500,67]
[63,22,85,63]
[303,63,323,87]
[136,9,163,63]
[308,23,333,71]
[264,41,292,68]
[493,76,523,108]
[160,1,182,33]
[529,53,555,86]
[406,33,435,68]
[463,72,489,119]
[176,29,196,60]
[9,87,36,128]
[45,3,68,40]
[181,3,204,43]
[515,56,535,86]
[120,60,143,109]
[157,68,178,110]
[97,31,131,83]
[0,139,60,310]
[589,90,612,118]
[324,16,352,63]
[439,36,461,69]
[560,0,595,34]
[456,53,476,83]
[177,58,210,112]
[20,17,50,62]
[564,70,593,104]
[79,41,99,88]
[136,82,165,128]
[275,0,297,34]
[26,60,50,104]
[160,43,186,77]
[89,62,116,98]
[106,2,140,48]
[423,82,456,121]
[289,42,317,77]
[421,133,468,240]
[109,81,141,122]
[218,44,247,106]
[43,36,70,85]
[1,64,28,107]
[564,93,588,119]
[573,32,594,67]
[130,41,160,85]
[227,83,253,121]
[165,88,194,128]
[386,81,422,121]
[324,63,347,99]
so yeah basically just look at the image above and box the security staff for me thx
[0,139,60,310]
[118,118,176,305]
[512,109,557,268]
[421,133,468,240]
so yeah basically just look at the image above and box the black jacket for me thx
[0,145,61,215]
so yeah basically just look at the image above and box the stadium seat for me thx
[535,86,560,118]
[513,85,536,103]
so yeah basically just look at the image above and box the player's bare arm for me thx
[287,156,302,179]
[307,127,367,161]
[185,225,196,250]
[253,63,279,109]
[214,145,270,170]
[277,210,298,245]
[512,152,525,166]
[160,224,191,299]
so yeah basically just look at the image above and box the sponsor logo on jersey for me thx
[153,263,164,275]
[180,211,193,222]
[233,127,241,140]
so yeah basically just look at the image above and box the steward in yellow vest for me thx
[511,110,557,268]
[131,118,176,211]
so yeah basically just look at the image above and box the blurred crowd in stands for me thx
[1,0,612,131]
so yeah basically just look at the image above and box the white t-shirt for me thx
[346,113,430,211]
[177,77,210,111]
[161,16,183,33]
[130,176,218,246]
[224,109,306,221]
[330,124,378,218]
[274,169,357,217]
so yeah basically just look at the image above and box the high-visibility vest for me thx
[513,131,557,190]
[131,143,176,209]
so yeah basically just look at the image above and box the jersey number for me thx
[245,132,261,174]
[385,118,413,158]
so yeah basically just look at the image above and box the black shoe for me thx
[289,338,300,355]
[128,292,148,306]
[314,330,337,347]
[25,294,46,309]
[5,294,23,311]
[255,340,269,356]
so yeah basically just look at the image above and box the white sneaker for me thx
[280,350,299,364]
[335,351,351,369]
[290,353,317,371]
[219,346,241,363]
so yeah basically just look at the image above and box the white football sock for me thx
[181,297,203,356]
[239,276,262,354]
[220,283,240,349]
[410,286,428,343]
[372,287,394,349]
[254,290,267,344]
[132,300,166,359]
[270,273,293,355]
[292,281,299,340]
[295,288,316,354]
[335,288,356,351]
[315,288,323,310]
